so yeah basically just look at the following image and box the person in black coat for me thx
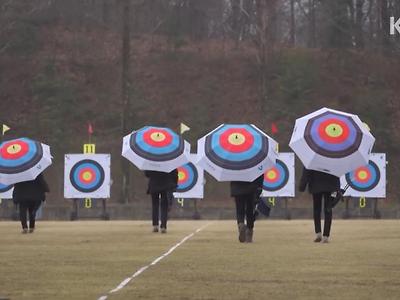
[12,173,50,234]
[299,167,340,243]
[230,174,264,243]
[145,169,178,233]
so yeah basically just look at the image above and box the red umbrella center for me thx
[0,140,29,159]
[143,129,173,147]
[318,118,350,144]
[219,128,254,153]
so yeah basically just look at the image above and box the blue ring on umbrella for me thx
[205,125,269,170]
[345,160,380,192]
[176,163,198,193]
[304,112,362,158]
[263,160,289,191]
[70,160,105,193]
[0,138,43,174]
[130,127,184,161]
[0,182,13,193]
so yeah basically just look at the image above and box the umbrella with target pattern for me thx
[122,126,190,172]
[0,138,52,185]
[197,124,278,182]
[289,107,375,177]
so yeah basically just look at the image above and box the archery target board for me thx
[174,154,204,199]
[340,153,386,198]
[64,154,111,198]
[0,182,13,199]
[261,153,295,197]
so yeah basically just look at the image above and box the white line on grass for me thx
[97,223,210,300]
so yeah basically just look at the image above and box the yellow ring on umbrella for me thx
[228,133,245,145]
[325,123,343,138]
[150,132,166,142]
[6,144,22,154]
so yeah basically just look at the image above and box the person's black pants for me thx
[234,194,255,229]
[19,199,40,229]
[313,192,333,237]
[151,192,170,229]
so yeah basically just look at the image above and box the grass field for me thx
[0,220,400,300]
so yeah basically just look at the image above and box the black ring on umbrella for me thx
[205,135,268,170]
[304,111,363,158]
[130,132,184,162]
[0,140,43,174]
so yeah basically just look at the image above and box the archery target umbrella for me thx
[122,126,190,172]
[289,107,375,177]
[0,138,52,185]
[197,124,278,182]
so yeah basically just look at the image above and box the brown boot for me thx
[245,228,253,243]
[238,223,246,243]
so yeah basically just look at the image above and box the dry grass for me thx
[0,220,400,300]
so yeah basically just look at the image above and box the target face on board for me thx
[0,138,43,174]
[64,154,110,198]
[130,127,184,162]
[204,125,269,170]
[340,153,386,198]
[0,182,13,199]
[261,153,295,197]
[304,111,363,158]
[174,154,204,199]
[263,160,289,192]
[176,162,198,193]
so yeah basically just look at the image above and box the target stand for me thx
[64,152,111,221]
[260,153,295,220]
[340,153,386,219]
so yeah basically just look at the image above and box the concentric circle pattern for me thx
[130,127,184,161]
[304,112,362,158]
[0,138,43,174]
[205,125,269,170]
[69,159,105,193]
[0,182,13,193]
[345,160,380,192]
[176,162,198,193]
[263,160,289,191]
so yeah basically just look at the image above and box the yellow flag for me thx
[2,124,10,135]
[180,123,190,134]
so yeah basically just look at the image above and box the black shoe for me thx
[238,223,246,243]
[245,228,253,243]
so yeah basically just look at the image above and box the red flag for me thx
[88,123,93,135]
[271,122,278,134]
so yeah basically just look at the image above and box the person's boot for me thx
[314,232,322,242]
[245,228,253,243]
[238,223,246,243]
[160,227,167,234]
[21,228,28,234]
[152,226,159,233]
[29,228,35,233]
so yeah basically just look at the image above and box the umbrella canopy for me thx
[122,126,190,172]
[289,107,375,177]
[0,138,52,185]
[197,124,278,182]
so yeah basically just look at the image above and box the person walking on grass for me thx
[145,169,178,234]
[299,167,340,243]
[13,173,50,234]
[230,174,264,243]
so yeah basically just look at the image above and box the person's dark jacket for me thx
[299,167,340,194]
[145,169,178,194]
[12,173,50,203]
[230,174,264,197]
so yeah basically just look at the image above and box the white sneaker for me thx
[322,236,329,243]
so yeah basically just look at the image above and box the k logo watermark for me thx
[390,17,400,35]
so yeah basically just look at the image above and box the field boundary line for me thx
[97,222,211,300]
